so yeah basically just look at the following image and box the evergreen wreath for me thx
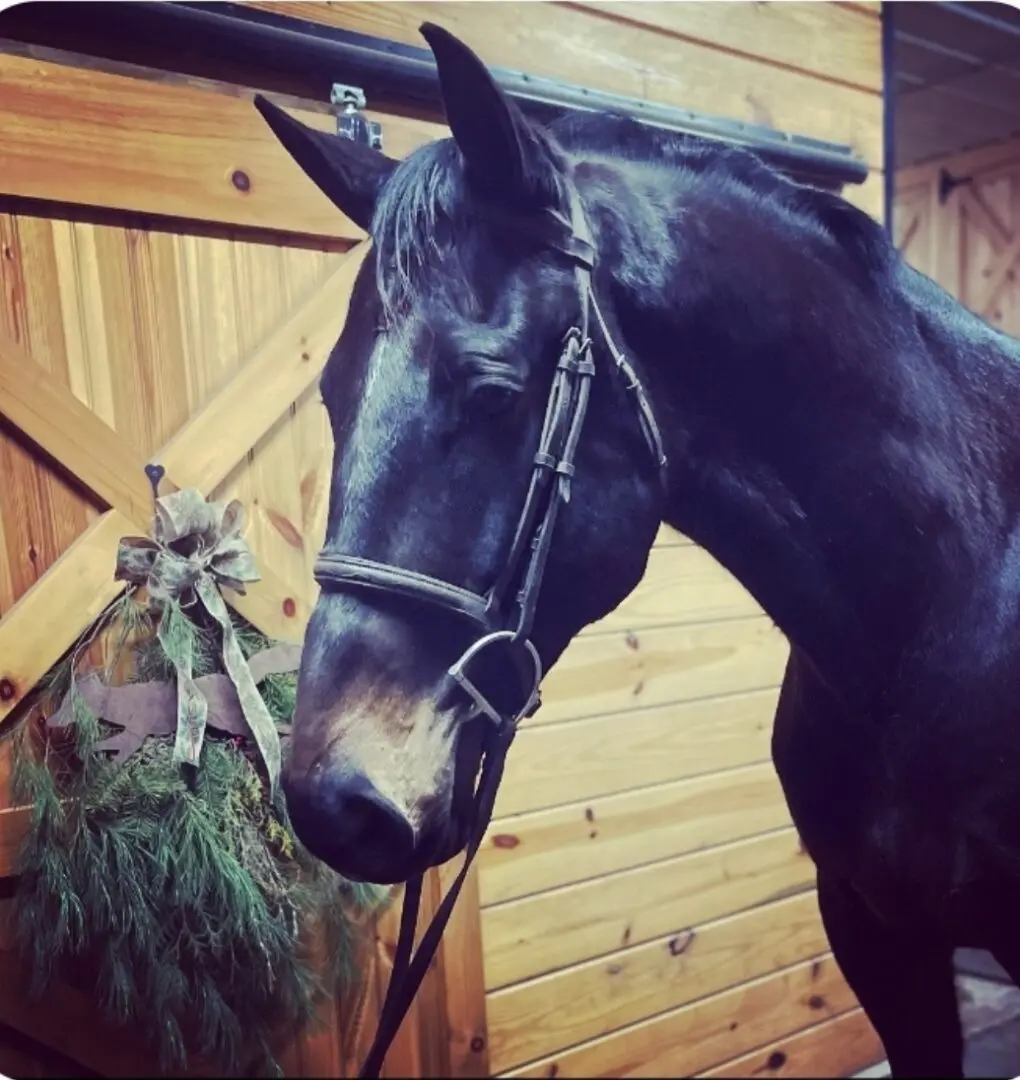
[6,486,391,1077]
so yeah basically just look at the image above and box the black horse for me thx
[256,22,1020,1079]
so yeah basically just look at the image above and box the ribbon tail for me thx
[158,607,209,768]
[195,576,282,799]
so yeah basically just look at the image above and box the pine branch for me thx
[12,598,389,1076]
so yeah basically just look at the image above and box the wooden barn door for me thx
[896,138,1020,335]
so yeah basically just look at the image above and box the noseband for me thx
[314,189,668,1079]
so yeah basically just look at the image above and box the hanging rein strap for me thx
[357,720,512,1079]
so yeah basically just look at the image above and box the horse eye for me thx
[467,382,519,419]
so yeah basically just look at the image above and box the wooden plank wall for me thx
[0,3,888,1077]
[895,136,1020,335]
[248,4,887,1078]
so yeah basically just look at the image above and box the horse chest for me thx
[771,702,878,872]
[773,720,955,924]
[770,658,968,923]
[774,666,1020,937]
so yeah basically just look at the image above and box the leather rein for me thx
[313,189,668,1079]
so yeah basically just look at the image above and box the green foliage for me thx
[11,596,390,1077]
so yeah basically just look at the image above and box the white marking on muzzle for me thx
[330,694,458,837]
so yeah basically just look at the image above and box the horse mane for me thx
[369,108,894,319]
[552,110,895,277]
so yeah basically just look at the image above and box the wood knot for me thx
[808,994,825,1010]
[0,678,16,702]
[281,597,297,618]
[491,834,520,850]
[231,169,252,193]
[624,630,640,650]
[668,929,695,956]
[766,1051,787,1070]
[301,351,311,361]
[469,1036,485,1054]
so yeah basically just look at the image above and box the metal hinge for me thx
[331,83,383,151]
[937,166,974,206]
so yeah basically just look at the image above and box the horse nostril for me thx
[284,768,416,879]
[331,773,415,856]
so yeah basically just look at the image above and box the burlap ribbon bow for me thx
[115,488,282,796]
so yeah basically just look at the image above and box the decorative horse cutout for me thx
[256,22,1020,1079]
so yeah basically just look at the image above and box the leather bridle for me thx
[313,187,668,1079]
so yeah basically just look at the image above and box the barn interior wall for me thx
[0,3,888,1078]
[895,136,1020,335]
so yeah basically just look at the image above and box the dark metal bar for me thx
[882,1,896,234]
[203,0,869,188]
[0,0,868,189]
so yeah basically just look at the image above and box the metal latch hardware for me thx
[331,83,383,151]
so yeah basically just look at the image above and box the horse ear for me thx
[420,22,558,207]
[253,94,398,231]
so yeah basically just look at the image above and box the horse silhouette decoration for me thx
[256,22,1020,1078]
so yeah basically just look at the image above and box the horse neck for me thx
[589,163,1020,701]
